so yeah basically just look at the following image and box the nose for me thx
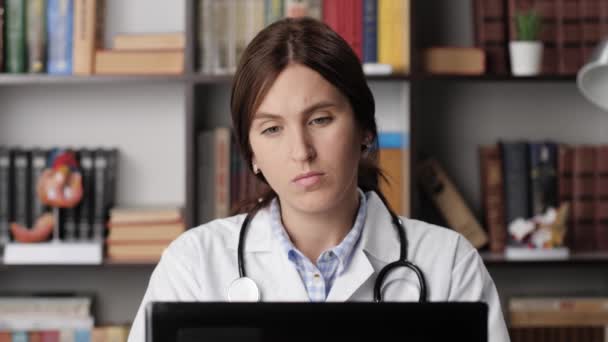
[289,127,316,162]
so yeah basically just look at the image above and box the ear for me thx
[361,131,373,146]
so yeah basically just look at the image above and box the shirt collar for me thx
[270,188,368,272]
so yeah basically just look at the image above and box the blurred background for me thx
[0,0,607,341]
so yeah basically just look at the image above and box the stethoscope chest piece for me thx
[227,277,261,302]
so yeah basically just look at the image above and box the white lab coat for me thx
[128,191,510,342]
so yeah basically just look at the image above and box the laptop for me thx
[146,302,488,342]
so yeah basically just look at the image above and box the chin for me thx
[288,186,340,213]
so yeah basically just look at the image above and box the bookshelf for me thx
[1,0,606,331]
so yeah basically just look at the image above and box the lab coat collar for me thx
[227,190,401,262]
[359,191,402,263]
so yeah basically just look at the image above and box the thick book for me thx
[30,149,48,230]
[595,145,608,251]
[0,148,12,244]
[509,326,604,342]
[558,145,574,249]
[5,0,26,73]
[77,149,93,240]
[73,0,105,75]
[47,0,74,75]
[3,241,102,264]
[12,149,30,228]
[109,207,182,225]
[423,47,485,75]
[500,141,530,227]
[198,128,231,224]
[378,0,409,73]
[198,0,216,74]
[528,142,558,216]
[106,222,184,242]
[112,32,184,51]
[94,50,184,75]
[572,145,596,252]
[417,158,488,248]
[510,296,608,327]
[479,144,506,253]
[106,242,167,261]
[362,0,377,63]
[91,148,107,241]
[472,0,508,74]
[26,0,46,73]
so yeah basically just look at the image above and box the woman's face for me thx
[249,63,366,214]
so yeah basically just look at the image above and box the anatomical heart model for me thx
[10,149,83,242]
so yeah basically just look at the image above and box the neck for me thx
[280,187,360,263]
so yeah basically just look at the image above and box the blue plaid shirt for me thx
[270,189,368,302]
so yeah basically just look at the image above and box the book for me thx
[47,0,74,75]
[509,326,604,342]
[479,144,507,253]
[94,50,184,75]
[0,0,4,71]
[106,243,167,261]
[73,0,105,75]
[528,141,558,216]
[264,0,283,25]
[472,0,508,74]
[5,0,26,73]
[417,158,488,248]
[77,149,93,240]
[214,0,236,74]
[198,0,216,74]
[3,241,103,264]
[30,149,48,233]
[109,207,182,224]
[378,132,406,215]
[595,145,608,251]
[423,47,485,75]
[323,0,362,60]
[558,144,574,249]
[510,296,608,327]
[572,145,596,252]
[362,0,377,64]
[91,149,107,241]
[378,0,409,73]
[0,148,11,244]
[26,0,46,73]
[198,128,231,223]
[112,32,185,51]
[12,149,31,228]
[106,222,184,242]
[504,246,569,260]
[285,0,321,19]
[500,141,530,227]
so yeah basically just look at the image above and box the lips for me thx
[292,171,324,188]
[292,171,324,182]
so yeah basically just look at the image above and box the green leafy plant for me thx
[514,10,542,41]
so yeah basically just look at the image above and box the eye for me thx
[309,116,333,126]
[261,126,281,135]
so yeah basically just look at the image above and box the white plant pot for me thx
[509,41,543,76]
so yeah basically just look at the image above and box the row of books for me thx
[197,128,408,224]
[106,206,184,262]
[197,0,409,75]
[0,0,185,75]
[0,147,118,246]
[0,294,94,342]
[480,141,608,254]
[474,0,608,75]
[509,296,608,342]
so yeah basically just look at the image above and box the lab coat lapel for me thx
[238,207,309,301]
[326,191,400,301]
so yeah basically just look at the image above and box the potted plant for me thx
[509,9,543,76]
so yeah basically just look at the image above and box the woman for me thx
[128,17,510,342]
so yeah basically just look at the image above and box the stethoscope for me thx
[227,197,428,303]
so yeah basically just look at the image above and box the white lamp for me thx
[577,39,608,111]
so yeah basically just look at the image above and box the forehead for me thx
[256,64,345,115]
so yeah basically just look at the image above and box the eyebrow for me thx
[253,100,337,121]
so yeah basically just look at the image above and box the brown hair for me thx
[230,17,386,215]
